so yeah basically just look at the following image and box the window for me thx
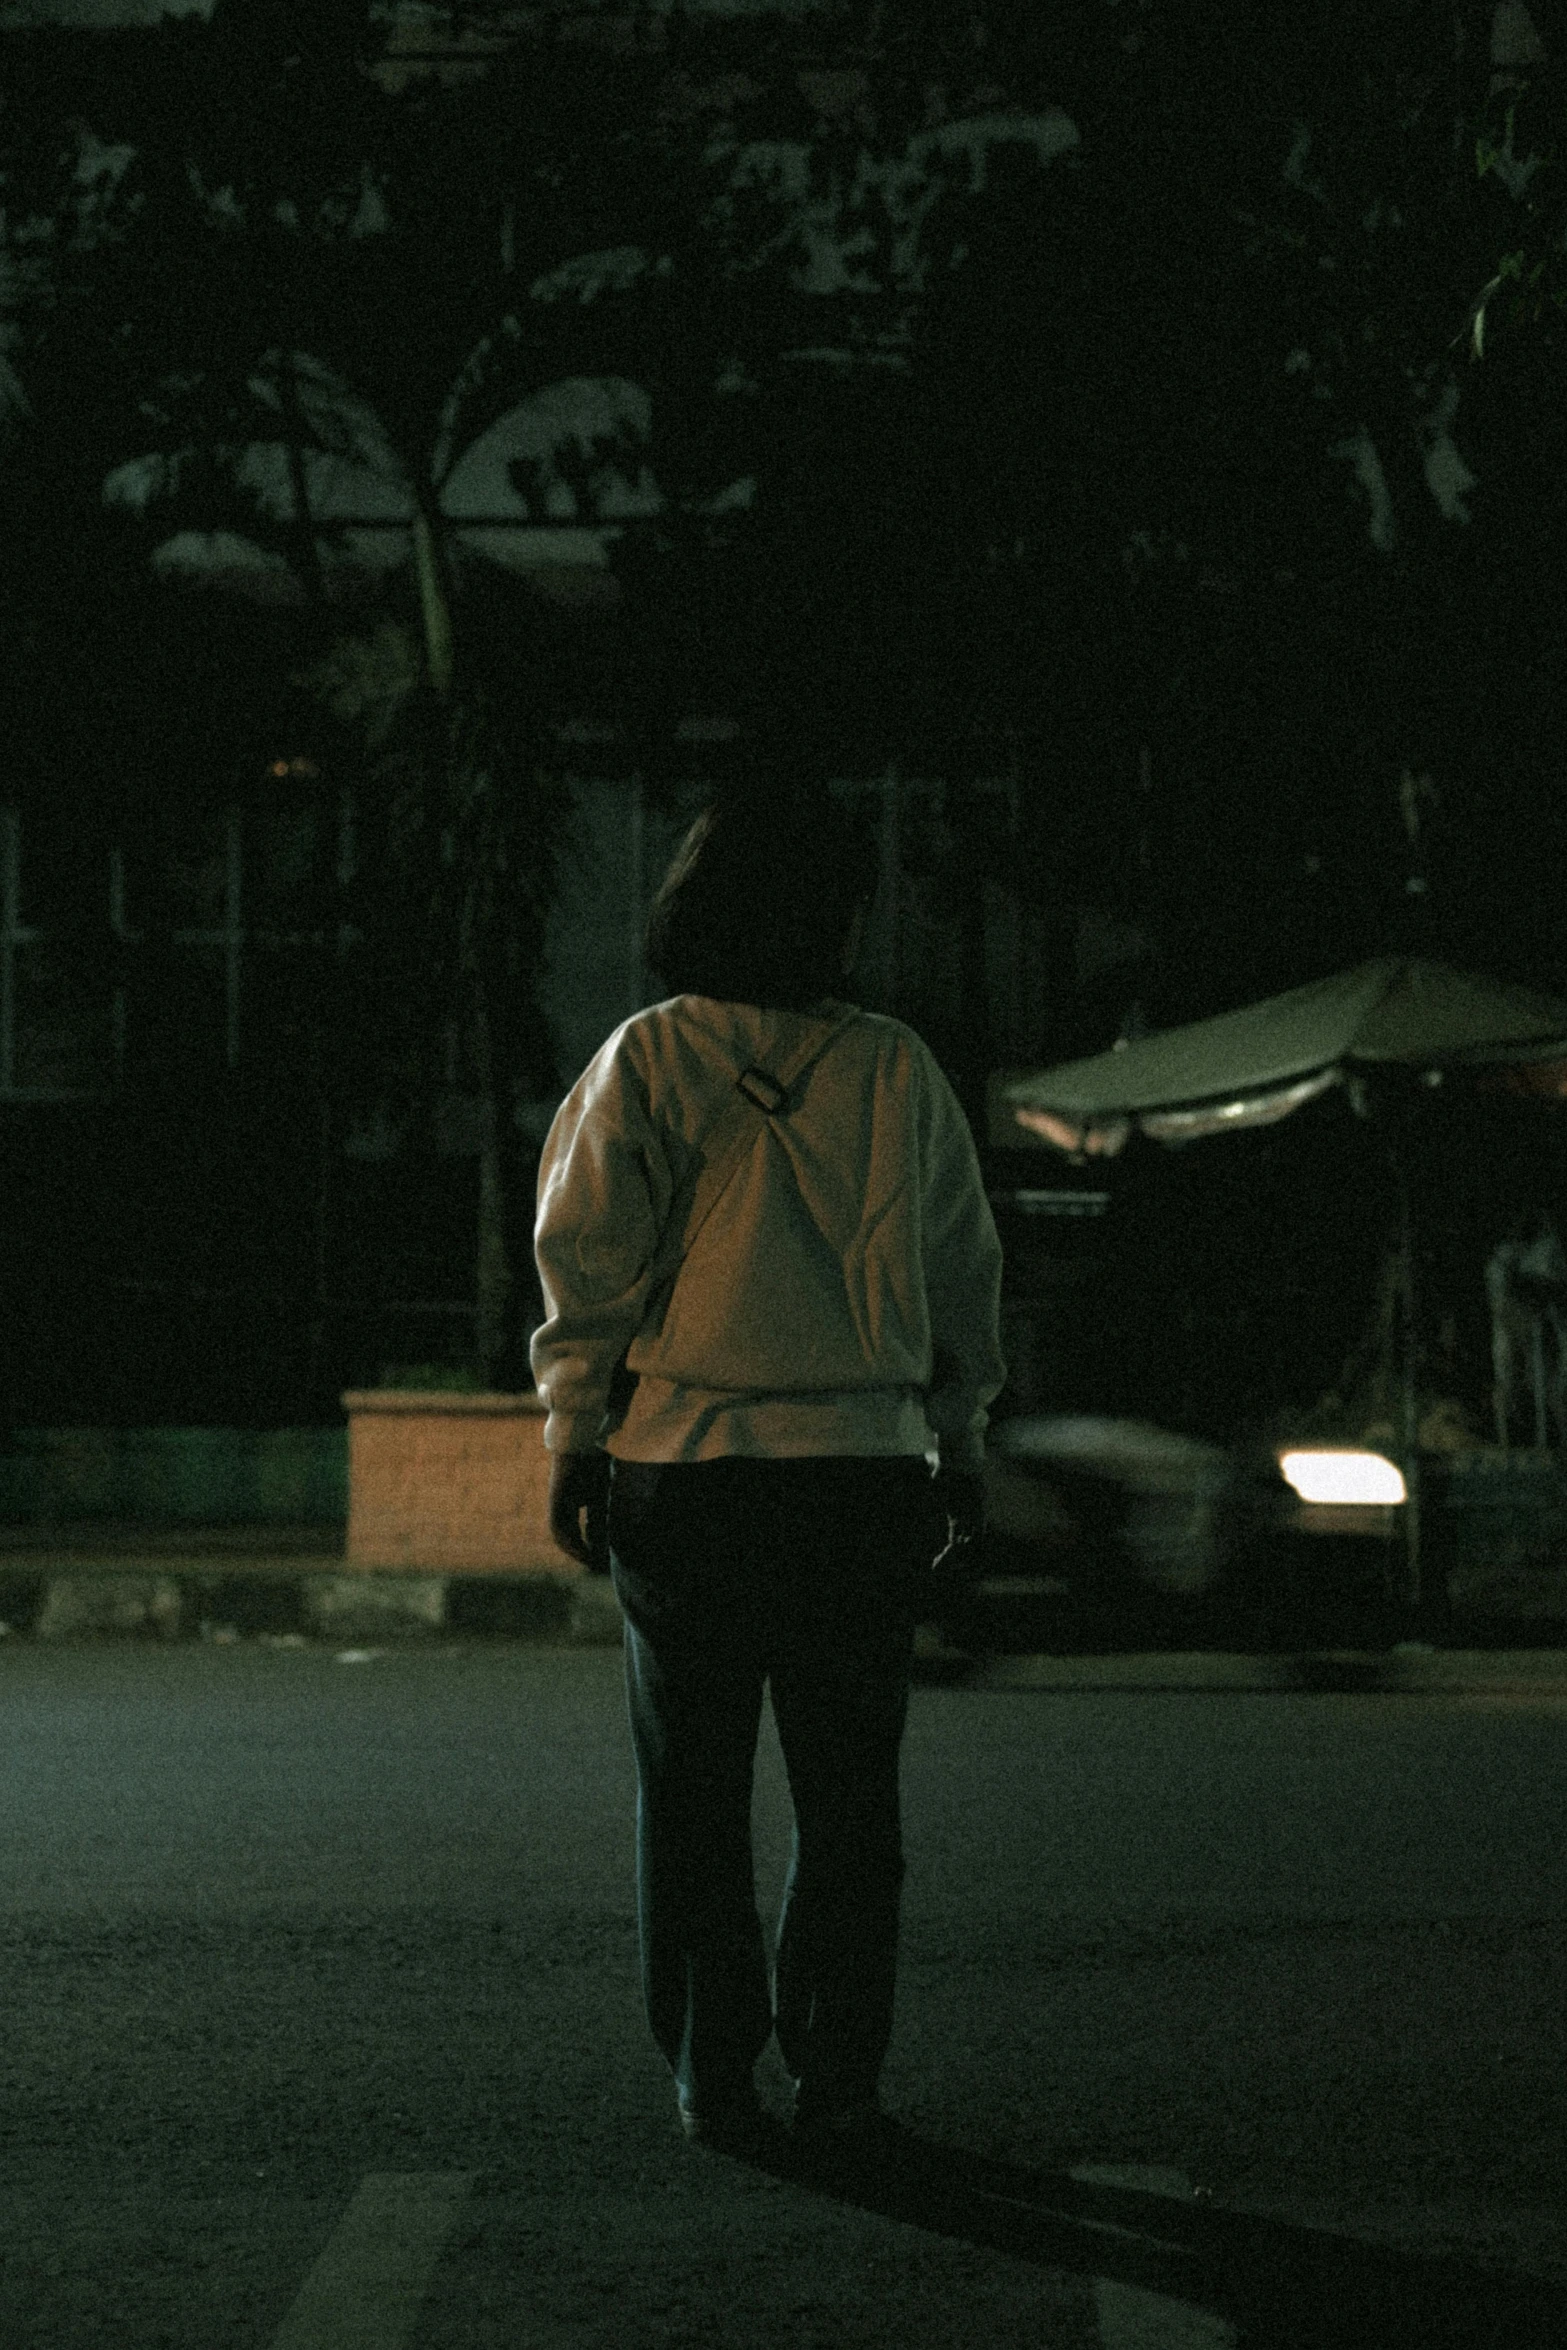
[1,778,358,1102]
[0,808,115,1099]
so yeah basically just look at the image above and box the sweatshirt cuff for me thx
[543,1409,607,1454]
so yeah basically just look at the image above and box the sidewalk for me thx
[3,1526,1567,1690]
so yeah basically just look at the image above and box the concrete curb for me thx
[0,1558,627,1647]
[913,1641,1567,1693]
[1,1560,1565,1690]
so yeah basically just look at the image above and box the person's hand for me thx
[548,1449,609,1568]
[931,1462,986,1576]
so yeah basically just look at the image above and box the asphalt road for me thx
[2,1640,1565,2349]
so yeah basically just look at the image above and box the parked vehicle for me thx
[944,1414,1413,1652]
[947,1410,1567,1652]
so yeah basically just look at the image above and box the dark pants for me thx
[607,1453,936,2119]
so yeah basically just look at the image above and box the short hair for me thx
[644,787,880,1011]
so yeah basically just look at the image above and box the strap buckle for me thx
[736,1065,787,1114]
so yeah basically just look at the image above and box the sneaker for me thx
[790,2096,888,2149]
[678,2086,771,2155]
[789,2107,896,2181]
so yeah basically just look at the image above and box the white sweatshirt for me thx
[529,993,1006,1467]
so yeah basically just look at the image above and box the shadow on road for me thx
[748,2124,1563,2349]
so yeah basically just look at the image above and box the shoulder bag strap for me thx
[641,1003,861,1310]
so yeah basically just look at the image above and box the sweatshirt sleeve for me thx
[529,1028,673,1453]
[916,1043,1007,1471]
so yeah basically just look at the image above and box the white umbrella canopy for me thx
[995,957,1567,1152]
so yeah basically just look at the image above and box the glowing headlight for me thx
[1277,1449,1407,1505]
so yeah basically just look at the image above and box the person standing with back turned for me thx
[530,785,1006,2158]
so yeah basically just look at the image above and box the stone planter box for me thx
[342,1390,578,1574]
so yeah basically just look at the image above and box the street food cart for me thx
[991,957,1567,1619]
